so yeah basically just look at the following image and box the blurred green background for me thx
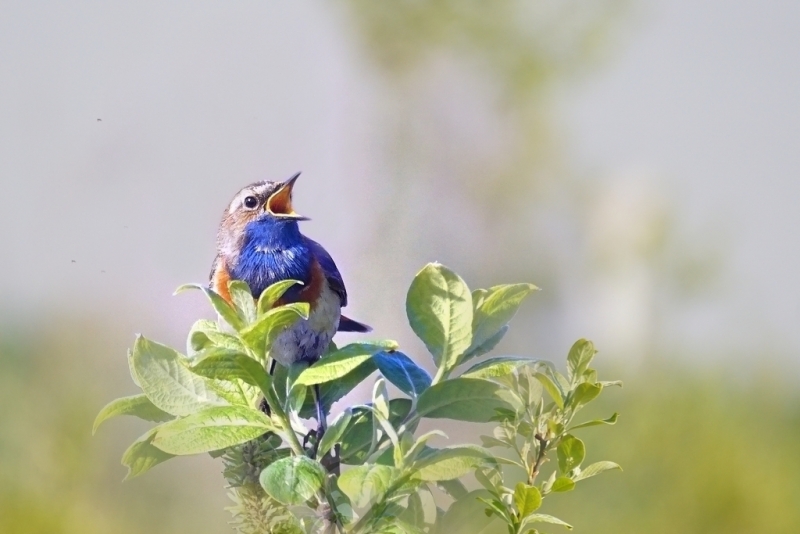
[1,1,799,532]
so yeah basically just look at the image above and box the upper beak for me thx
[266,172,309,220]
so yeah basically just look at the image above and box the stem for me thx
[271,391,343,533]
[529,434,548,485]
[275,406,306,456]
[258,382,305,456]
[315,488,344,534]
[432,364,448,384]
[265,386,343,533]
[396,411,421,437]
[278,402,343,533]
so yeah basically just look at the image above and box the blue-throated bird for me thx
[209,173,370,436]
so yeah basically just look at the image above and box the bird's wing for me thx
[304,237,348,307]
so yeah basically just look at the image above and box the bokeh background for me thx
[2,1,799,532]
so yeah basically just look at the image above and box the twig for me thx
[529,433,548,484]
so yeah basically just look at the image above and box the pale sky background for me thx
[560,0,800,367]
[1,0,798,377]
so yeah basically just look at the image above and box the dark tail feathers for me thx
[338,315,372,333]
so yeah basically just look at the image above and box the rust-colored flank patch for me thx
[275,259,323,311]
[211,260,233,305]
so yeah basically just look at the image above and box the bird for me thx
[209,172,370,436]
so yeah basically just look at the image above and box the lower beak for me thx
[267,172,309,220]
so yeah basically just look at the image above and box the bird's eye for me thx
[243,196,258,209]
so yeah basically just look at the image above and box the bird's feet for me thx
[258,397,271,416]
[303,423,327,457]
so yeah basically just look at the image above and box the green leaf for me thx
[406,263,473,372]
[189,348,271,395]
[465,283,538,364]
[127,348,141,387]
[584,368,598,383]
[437,479,469,500]
[546,420,564,437]
[260,456,326,506]
[186,320,247,356]
[533,372,564,409]
[152,405,274,455]
[207,377,257,407]
[436,490,498,534]
[240,303,310,360]
[175,283,243,331]
[256,279,302,315]
[514,482,542,516]
[277,344,368,417]
[569,412,619,431]
[555,370,570,394]
[480,435,510,449]
[287,383,307,413]
[121,428,175,480]
[493,421,516,444]
[362,405,401,466]
[228,280,256,324]
[413,446,491,481]
[557,435,585,473]
[186,319,220,354]
[471,289,489,309]
[574,461,622,482]
[551,477,575,493]
[519,367,545,407]
[567,339,596,382]
[373,350,432,397]
[541,470,557,494]
[296,341,397,386]
[93,394,173,434]
[317,409,352,458]
[474,468,502,494]
[340,399,412,464]
[298,357,379,419]
[416,378,512,422]
[571,382,603,408]
[461,356,541,379]
[375,520,426,534]
[285,358,308,397]
[399,492,425,528]
[338,464,398,508]
[405,430,448,465]
[131,336,227,416]
[373,378,391,421]
[459,326,508,363]
[477,497,512,523]
[521,513,573,530]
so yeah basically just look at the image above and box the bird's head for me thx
[217,173,308,257]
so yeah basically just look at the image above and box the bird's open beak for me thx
[266,172,309,220]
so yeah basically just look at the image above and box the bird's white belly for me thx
[270,281,341,367]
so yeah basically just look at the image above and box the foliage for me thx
[470,339,622,534]
[94,263,620,533]
[3,315,797,534]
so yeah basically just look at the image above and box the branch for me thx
[529,433,549,484]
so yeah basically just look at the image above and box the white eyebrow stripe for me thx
[228,190,255,212]
[227,183,272,212]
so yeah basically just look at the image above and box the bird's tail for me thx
[338,315,372,333]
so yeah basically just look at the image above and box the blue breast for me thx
[229,218,312,299]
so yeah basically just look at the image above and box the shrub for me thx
[94,263,620,533]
